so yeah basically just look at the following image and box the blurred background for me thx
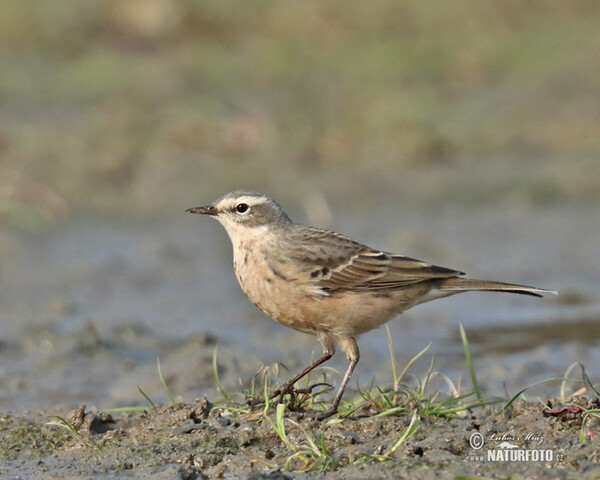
[1,1,599,411]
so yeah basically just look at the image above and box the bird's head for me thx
[187,190,292,238]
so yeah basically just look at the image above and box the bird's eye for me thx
[235,203,249,214]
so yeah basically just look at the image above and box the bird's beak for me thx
[186,205,218,215]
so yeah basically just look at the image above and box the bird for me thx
[187,190,556,419]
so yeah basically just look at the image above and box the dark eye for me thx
[235,203,249,214]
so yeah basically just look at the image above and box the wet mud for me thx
[2,394,599,479]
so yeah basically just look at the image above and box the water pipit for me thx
[187,190,556,419]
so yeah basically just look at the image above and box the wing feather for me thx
[267,226,463,294]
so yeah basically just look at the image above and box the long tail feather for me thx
[437,277,557,298]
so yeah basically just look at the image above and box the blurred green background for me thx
[1,0,599,226]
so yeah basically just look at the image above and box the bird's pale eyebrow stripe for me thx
[235,196,268,206]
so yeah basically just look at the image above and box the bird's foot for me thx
[304,406,339,421]
[246,382,331,408]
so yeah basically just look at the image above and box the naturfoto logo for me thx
[468,431,563,463]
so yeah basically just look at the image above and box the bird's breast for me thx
[231,240,323,333]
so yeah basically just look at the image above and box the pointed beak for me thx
[186,205,218,215]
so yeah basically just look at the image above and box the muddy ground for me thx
[2,324,600,480]
[2,390,600,479]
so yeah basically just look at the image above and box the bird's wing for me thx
[266,226,463,293]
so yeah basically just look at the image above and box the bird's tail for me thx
[437,277,557,298]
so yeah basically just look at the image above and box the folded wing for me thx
[267,226,463,293]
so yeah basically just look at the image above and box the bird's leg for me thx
[269,335,336,405]
[315,337,359,420]
[315,357,358,420]
[272,350,333,403]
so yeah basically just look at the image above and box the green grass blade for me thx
[102,406,149,413]
[502,376,578,413]
[387,411,420,456]
[276,402,288,443]
[262,375,271,418]
[46,415,83,440]
[157,357,176,404]
[459,323,482,402]
[212,343,231,402]
[137,385,157,409]
[385,325,399,388]
[560,362,580,401]
[579,363,600,396]
[374,405,408,418]
[580,409,600,443]
[420,354,436,397]
[396,342,431,391]
[266,403,295,451]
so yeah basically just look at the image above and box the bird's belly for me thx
[238,270,432,337]
[233,249,434,338]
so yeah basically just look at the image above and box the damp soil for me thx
[2,394,600,480]
[1,322,599,480]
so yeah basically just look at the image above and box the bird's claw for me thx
[246,382,333,407]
